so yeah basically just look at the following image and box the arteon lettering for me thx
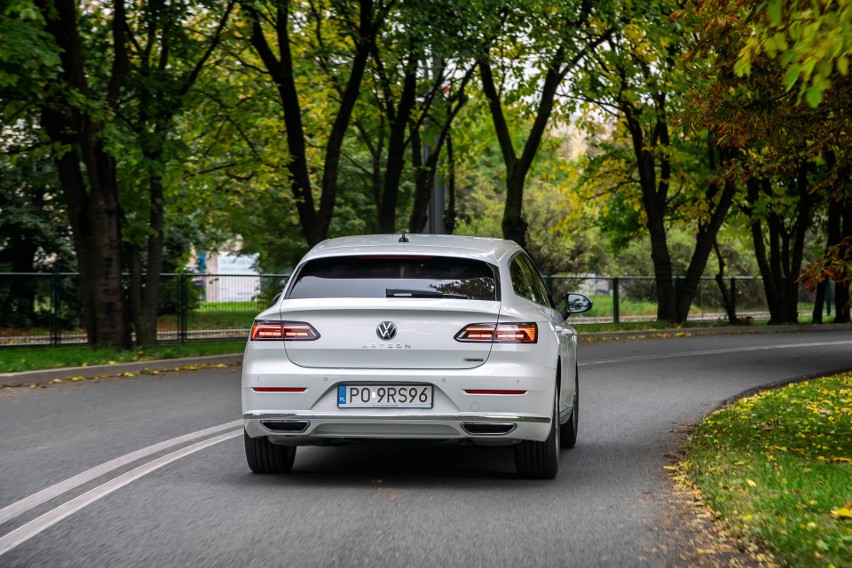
[361,343,411,349]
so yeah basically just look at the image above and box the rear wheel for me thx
[559,365,579,448]
[244,430,296,474]
[514,391,560,479]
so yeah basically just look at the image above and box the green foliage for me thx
[734,0,852,107]
[452,95,606,273]
[0,1,60,96]
[684,372,852,566]
[1,0,841,329]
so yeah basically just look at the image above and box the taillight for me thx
[454,322,537,343]
[250,321,320,341]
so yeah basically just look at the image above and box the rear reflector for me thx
[463,389,527,395]
[250,321,320,341]
[251,387,307,393]
[455,322,537,343]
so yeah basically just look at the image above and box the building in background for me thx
[194,250,260,303]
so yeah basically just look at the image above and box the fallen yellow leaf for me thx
[831,507,852,520]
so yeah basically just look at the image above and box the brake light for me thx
[250,321,320,341]
[454,322,537,343]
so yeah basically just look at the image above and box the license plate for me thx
[337,385,433,408]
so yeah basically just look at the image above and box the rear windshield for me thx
[287,256,499,301]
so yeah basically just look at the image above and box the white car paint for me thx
[241,234,588,477]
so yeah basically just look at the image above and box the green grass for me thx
[157,301,262,331]
[683,372,852,567]
[0,341,246,373]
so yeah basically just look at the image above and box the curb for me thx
[0,353,243,388]
[578,322,852,342]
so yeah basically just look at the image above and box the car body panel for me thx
[272,298,501,369]
[242,234,583,449]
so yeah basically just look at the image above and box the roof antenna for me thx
[399,230,409,243]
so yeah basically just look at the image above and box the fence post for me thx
[730,277,737,320]
[179,274,188,344]
[51,272,60,346]
[612,277,620,324]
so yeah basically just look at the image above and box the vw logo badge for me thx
[376,321,397,341]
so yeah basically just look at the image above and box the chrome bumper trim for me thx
[243,412,549,424]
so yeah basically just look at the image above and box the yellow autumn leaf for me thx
[746,479,757,488]
[831,507,852,520]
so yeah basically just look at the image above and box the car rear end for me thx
[242,242,558,447]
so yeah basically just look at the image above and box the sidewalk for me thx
[2,323,849,388]
[0,354,243,388]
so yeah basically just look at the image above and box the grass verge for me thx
[0,341,245,373]
[683,372,852,567]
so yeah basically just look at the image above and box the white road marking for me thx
[0,429,241,558]
[580,339,852,366]
[0,420,242,526]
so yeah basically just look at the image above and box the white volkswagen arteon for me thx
[242,234,591,478]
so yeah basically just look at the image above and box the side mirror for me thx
[561,293,592,319]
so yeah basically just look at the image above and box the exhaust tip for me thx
[461,422,516,436]
[261,420,310,433]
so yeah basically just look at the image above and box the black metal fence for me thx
[0,272,829,347]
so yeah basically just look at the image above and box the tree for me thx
[476,0,613,248]
[573,0,737,323]
[1,1,235,348]
[0,115,75,327]
[120,0,235,346]
[687,0,851,323]
[451,95,606,274]
[743,174,813,324]
[343,0,474,233]
[240,0,394,247]
[24,0,132,349]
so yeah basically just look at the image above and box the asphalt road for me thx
[1,329,850,567]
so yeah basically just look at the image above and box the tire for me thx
[514,391,560,479]
[559,365,579,449]
[244,430,296,474]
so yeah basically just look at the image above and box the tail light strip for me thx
[455,322,538,343]
[250,321,320,341]
[463,389,527,395]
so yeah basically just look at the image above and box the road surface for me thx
[1,329,850,567]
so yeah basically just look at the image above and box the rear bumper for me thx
[243,411,551,446]
[242,341,559,444]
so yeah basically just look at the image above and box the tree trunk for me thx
[502,167,529,245]
[832,193,852,323]
[37,0,130,350]
[747,179,782,324]
[676,178,738,322]
[443,133,457,234]
[479,57,564,250]
[748,170,812,325]
[136,170,166,347]
[812,280,826,323]
[713,241,739,324]
[378,55,418,233]
[408,125,430,233]
[246,0,377,246]
[623,107,677,322]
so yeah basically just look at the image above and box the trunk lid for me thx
[279,298,499,369]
